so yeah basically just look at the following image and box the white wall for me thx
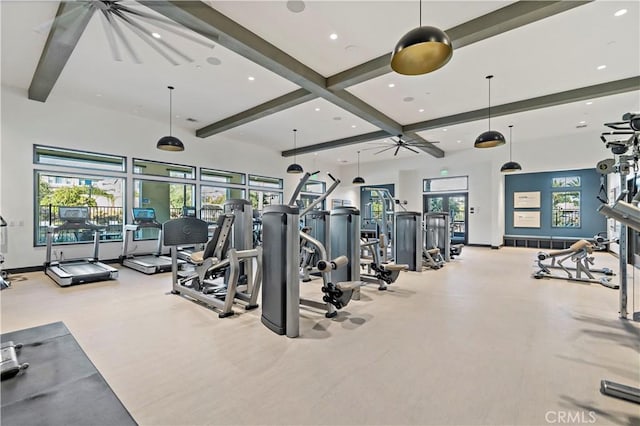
[0,86,339,268]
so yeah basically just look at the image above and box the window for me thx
[34,145,126,172]
[424,176,468,192]
[201,168,245,185]
[552,176,581,187]
[35,172,125,245]
[249,174,283,189]
[552,191,581,227]
[249,190,283,212]
[133,159,195,179]
[299,180,326,211]
[201,185,246,222]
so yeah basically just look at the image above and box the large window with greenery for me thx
[35,172,125,246]
[34,146,126,246]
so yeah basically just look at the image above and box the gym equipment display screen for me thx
[132,208,156,221]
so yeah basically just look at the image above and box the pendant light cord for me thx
[168,86,174,136]
[419,0,422,26]
[293,129,297,163]
[509,125,513,160]
[357,151,361,175]
[487,77,491,131]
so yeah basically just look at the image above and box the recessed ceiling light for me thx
[579,120,586,124]
[96,93,102,97]
[586,101,593,105]
[614,8,627,17]
[314,107,320,112]
[442,128,447,132]
[151,32,161,39]
[175,115,180,118]
[351,125,357,128]
[597,65,607,70]
[457,140,461,144]
[329,33,338,40]
[388,83,395,88]
[418,108,425,112]
[248,76,255,81]
[195,64,201,69]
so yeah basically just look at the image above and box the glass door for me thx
[423,192,468,244]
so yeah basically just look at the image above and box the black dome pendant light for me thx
[157,86,184,152]
[500,125,522,173]
[475,75,505,148]
[352,150,365,185]
[286,129,304,174]
[390,0,453,75]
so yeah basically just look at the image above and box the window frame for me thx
[33,144,126,173]
[551,190,582,228]
[132,158,196,180]
[423,176,468,193]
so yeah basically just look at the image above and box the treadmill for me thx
[121,208,182,274]
[45,206,118,287]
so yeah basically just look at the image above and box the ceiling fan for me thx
[364,135,440,156]
[36,0,215,65]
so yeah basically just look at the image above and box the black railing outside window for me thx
[37,205,124,245]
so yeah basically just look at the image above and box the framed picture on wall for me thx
[514,191,541,208]
[514,211,541,228]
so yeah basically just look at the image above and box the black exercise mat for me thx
[1,321,136,426]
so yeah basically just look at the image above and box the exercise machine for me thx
[424,212,463,261]
[163,214,263,318]
[596,111,640,405]
[45,206,118,286]
[0,215,9,290]
[121,208,180,274]
[1,341,29,380]
[261,172,363,337]
[333,206,407,292]
[533,238,618,289]
[299,210,330,282]
[362,187,396,262]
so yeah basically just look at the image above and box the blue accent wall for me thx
[505,168,606,238]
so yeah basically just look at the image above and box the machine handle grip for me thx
[316,255,349,272]
[327,173,337,182]
[0,216,6,227]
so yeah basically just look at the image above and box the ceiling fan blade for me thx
[33,5,87,35]
[374,146,396,155]
[116,10,194,63]
[100,11,122,62]
[404,146,420,154]
[362,144,393,151]
[114,11,181,65]
[394,146,401,156]
[108,11,142,64]
[128,9,218,49]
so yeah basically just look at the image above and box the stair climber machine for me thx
[335,207,407,294]
[121,208,182,274]
[45,206,118,287]
[163,212,263,318]
[261,171,363,337]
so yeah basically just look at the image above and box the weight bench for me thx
[533,239,617,289]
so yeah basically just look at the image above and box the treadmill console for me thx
[59,207,89,223]
[132,208,157,223]
[182,207,196,218]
